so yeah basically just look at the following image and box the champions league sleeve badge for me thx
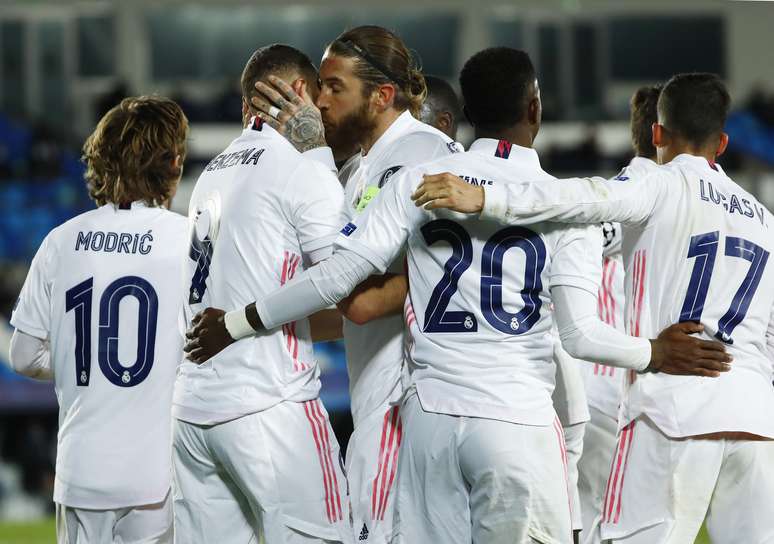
[447,141,464,154]
[377,165,403,188]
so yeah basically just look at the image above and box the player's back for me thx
[622,153,774,437]
[14,203,187,509]
[396,139,601,426]
[174,119,344,425]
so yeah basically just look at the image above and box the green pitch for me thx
[0,518,55,544]
[0,518,710,543]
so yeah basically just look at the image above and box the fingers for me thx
[411,183,427,202]
[413,189,448,208]
[267,75,305,107]
[422,173,457,184]
[255,111,283,133]
[686,368,722,378]
[186,347,207,364]
[424,198,455,210]
[255,81,294,112]
[694,340,731,359]
[251,96,292,126]
[412,181,449,207]
[692,359,732,373]
[182,337,198,353]
[672,321,704,334]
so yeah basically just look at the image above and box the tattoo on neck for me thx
[285,105,326,153]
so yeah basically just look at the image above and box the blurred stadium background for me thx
[0,0,772,541]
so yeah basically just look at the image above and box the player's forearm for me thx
[226,248,377,338]
[309,308,344,342]
[337,273,408,325]
[481,177,652,227]
[553,285,651,371]
[9,329,53,380]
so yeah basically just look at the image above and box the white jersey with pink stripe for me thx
[619,156,774,438]
[338,139,602,426]
[172,119,345,425]
[483,153,774,438]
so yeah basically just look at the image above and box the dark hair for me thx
[630,84,662,158]
[658,73,730,148]
[82,96,188,207]
[241,44,317,103]
[424,75,462,119]
[459,47,537,131]
[327,25,426,116]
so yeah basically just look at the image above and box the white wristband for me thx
[224,307,255,340]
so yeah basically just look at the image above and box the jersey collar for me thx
[468,138,543,169]
[361,110,417,165]
[113,201,150,211]
[671,153,726,175]
[629,156,658,170]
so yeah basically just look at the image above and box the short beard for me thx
[323,100,376,159]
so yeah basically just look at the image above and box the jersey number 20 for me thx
[422,220,546,335]
[65,276,158,387]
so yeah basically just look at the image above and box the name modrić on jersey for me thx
[75,230,154,255]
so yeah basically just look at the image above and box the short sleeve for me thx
[335,167,420,273]
[11,235,55,339]
[286,158,346,264]
[549,223,603,296]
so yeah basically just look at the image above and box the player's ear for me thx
[172,154,184,179]
[527,97,541,126]
[374,83,397,112]
[715,132,729,158]
[652,123,667,148]
[438,112,452,133]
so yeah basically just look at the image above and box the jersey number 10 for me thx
[680,231,769,344]
[65,276,159,387]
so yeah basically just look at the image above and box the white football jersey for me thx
[11,203,188,509]
[173,119,344,425]
[483,153,774,438]
[337,111,459,425]
[337,138,601,425]
[581,157,659,418]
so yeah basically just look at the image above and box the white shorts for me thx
[393,393,572,544]
[172,399,349,544]
[577,406,618,544]
[56,492,172,544]
[345,404,402,544]
[601,415,774,544]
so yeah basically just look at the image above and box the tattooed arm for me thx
[250,75,327,153]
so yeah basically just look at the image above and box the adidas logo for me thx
[358,523,369,541]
